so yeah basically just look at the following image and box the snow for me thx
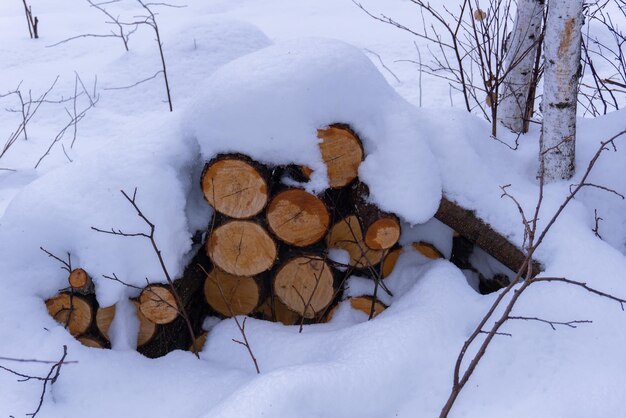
[186,38,442,223]
[0,1,625,418]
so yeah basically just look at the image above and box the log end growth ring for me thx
[139,286,179,325]
[207,220,277,276]
[46,293,93,337]
[68,268,89,289]
[365,218,401,250]
[202,158,268,219]
[204,268,261,316]
[317,126,364,188]
[267,189,330,247]
[274,256,334,319]
[326,215,384,268]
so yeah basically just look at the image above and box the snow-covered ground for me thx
[1,1,625,417]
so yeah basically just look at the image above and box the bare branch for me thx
[91,188,199,358]
[0,346,74,418]
[440,128,626,417]
[198,264,260,373]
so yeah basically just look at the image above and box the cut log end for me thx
[274,256,335,319]
[139,286,178,325]
[189,331,208,353]
[326,215,384,269]
[207,220,277,276]
[257,297,301,325]
[326,296,387,321]
[412,241,445,259]
[68,268,90,289]
[317,126,363,188]
[96,305,116,340]
[204,268,261,317]
[365,218,401,250]
[78,336,105,349]
[267,189,330,247]
[46,293,93,337]
[132,300,157,347]
[202,158,268,219]
[382,248,403,278]
[350,296,386,317]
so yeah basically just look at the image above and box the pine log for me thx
[203,268,262,317]
[317,125,364,188]
[96,305,116,340]
[137,293,206,358]
[136,248,210,358]
[207,220,277,277]
[412,242,445,260]
[68,268,94,295]
[139,285,179,325]
[381,247,402,278]
[77,336,106,349]
[435,197,541,276]
[132,300,157,347]
[326,296,387,321]
[326,215,384,269]
[349,181,401,250]
[274,255,335,319]
[350,296,387,317]
[266,188,330,247]
[479,274,511,295]
[257,296,301,325]
[188,331,208,352]
[46,293,93,337]
[201,155,270,219]
[365,218,401,250]
[450,233,474,271]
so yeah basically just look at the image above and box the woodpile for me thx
[201,124,398,324]
[44,122,538,358]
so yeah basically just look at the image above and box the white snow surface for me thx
[186,38,442,222]
[0,1,626,418]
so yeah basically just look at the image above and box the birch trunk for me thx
[540,0,583,182]
[499,0,545,133]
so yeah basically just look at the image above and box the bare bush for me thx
[0,346,75,417]
[91,188,200,358]
[354,0,544,136]
[48,0,139,51]
[579,0,626,117]
[440,127,626,417]
[21,0,39,39]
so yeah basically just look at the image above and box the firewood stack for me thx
[44,123,459,357]
[201,124,400,323]
[45,269,112,349]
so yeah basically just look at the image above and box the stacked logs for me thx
[45,269,112,349]
[45,251,211,357]
[44,124,400,357]
[44,123,529,358]
[200,125,400,324]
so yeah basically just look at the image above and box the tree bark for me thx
[540,0,584,182]
[435,197,542,276]
[499,0,545,133]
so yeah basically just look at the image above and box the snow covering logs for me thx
[43,123,526,358]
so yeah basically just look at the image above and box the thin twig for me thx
[91,188,199,358]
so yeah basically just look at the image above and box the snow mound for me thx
[185,38,442,224]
